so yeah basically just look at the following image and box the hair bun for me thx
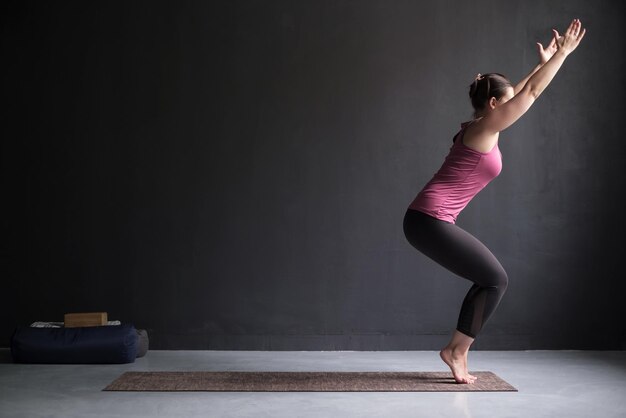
[469,79,479,98]
[469,73,487,98]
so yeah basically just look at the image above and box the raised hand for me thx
[537,34,558,64]
[553,19,586,56]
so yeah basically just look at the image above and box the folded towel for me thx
[30,322,64,328]
[30,320,122,328]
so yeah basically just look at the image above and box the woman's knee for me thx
[484,267,508,291]
[494,269,509,292]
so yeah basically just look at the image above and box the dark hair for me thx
[468,73,512,117]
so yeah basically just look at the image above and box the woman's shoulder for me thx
[460,117,500,153]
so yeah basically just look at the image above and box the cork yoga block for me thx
[64,312,108,328]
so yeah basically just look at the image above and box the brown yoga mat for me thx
[103,371,517,392]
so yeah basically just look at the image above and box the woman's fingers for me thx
[563,19,585,39]
[559,19,586,52]
[568,19,578,34]
[566,19,581,38]
[568,19,585,43]
[548,35,556,48]
[552,29,564,48]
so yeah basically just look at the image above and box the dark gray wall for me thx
[2,0,625,350]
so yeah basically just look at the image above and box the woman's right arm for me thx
[478,19,586,135]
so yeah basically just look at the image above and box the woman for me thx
[403,19,586,384]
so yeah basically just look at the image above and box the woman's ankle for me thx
[449,330,474,352]
[442,344,468,355]
[450,345,470,356]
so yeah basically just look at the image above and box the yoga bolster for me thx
[136,328,149,358]
[10,323,138,364]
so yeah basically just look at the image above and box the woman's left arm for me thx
[513,29,560,95]
[514,63,542,95]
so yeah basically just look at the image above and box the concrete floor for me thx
[0,348,625,418]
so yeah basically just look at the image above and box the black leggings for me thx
[403,208,508,338]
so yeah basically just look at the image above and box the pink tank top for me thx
[408,120,502,223]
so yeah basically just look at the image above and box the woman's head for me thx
[469,73,514,118]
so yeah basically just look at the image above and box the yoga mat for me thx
[103,371,517,392]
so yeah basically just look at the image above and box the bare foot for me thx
[439,347,477,384]
[456,350,478,380]
[458,351,477,380]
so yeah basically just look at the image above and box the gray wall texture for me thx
[2,0,625,350]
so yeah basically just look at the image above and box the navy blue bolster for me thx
[10,323,138,364]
